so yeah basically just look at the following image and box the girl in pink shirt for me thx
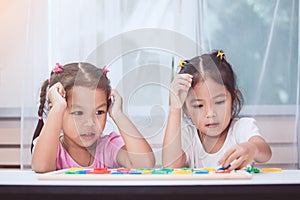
[31,63,155,173]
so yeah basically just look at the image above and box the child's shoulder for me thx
[231,117,258,131]
[232,117,256,125]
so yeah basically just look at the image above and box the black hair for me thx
[178,50,243,118]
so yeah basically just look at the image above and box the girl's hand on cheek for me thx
[108,89,123,120]
[169,74,193,109]
[48,82,67,109]
[218,142,256,170]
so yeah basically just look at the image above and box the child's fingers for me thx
[239,160,249,169]
[109,89,116,101]
[109,89,123,116]
[110,89,120,97]
[224,152,239,168]
[110,89,121,102]
[169,84,189,100]
[176,74,193,84]
[51,82,65,97]
[230,158,249,170]
[181,73,193,79]
[48,82,66,101]
[57,85,66,98]
[169,74,192,109]
[218,147,236,166]
[110,89,115,96]
[172,75,192,92]
[170,80,191,97]
[222,152,251,170]
[176,79,191,88]
[228,157,243,170]
[176,84,190,92]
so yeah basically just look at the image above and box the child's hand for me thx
[218,142,257,170]
[48,82,67,109]
[108,89,123,120]
[169,74,193,109]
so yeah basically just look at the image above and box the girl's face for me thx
[62,86,108,148]
[185,77,233,138]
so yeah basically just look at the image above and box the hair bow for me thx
[178,59,187,67]
[102,65,110,75]
[217,51,225,60]
[53,63,64,73]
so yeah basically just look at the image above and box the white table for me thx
[1,170,300,199]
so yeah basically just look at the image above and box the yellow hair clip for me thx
[178,59,187,67]
[217,51,225,60]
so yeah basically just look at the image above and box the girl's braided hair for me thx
[31,62,111,152]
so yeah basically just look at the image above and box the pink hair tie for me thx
[38,116,43,120]
[53,63,64,73]
[102,65,110,75]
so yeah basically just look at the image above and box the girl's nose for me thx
[205,106,216,118]
[84,117,96,126]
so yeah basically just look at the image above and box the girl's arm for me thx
[248,135,272,163]
[109,89,155,168]
[162,108,186,168]
[162,74,193,168]
[31,83,67,173]
[219,136,272,170]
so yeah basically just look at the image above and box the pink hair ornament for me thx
[52,63,64,73]
[102,65,110,75]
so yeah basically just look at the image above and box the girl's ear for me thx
[49,102,53,110]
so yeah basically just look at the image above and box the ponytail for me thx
[31,79,49,153]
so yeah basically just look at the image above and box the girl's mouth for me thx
[80,133,96,140]
[205,123,219,128]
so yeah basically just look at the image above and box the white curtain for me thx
[20,0,48,169]
[21,0,299,169]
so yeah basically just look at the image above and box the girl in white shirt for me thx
[162,50,272,170]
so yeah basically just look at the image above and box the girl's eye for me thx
[192,104,203,108]
[215,100,225,105]
[96,110,105,115]
[71,111,83,115]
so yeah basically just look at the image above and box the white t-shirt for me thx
[181,116,262,168]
